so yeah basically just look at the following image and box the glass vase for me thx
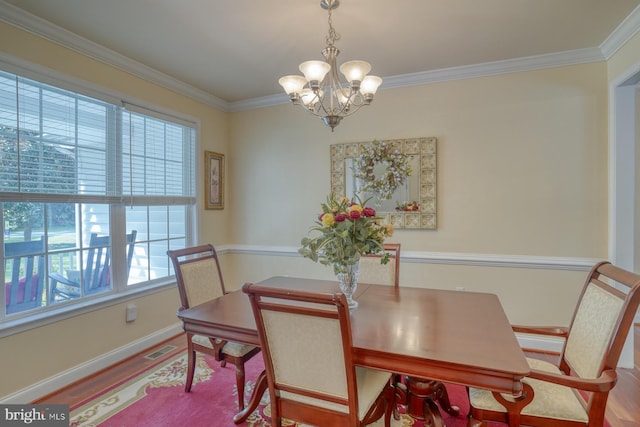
[336,261,360,311]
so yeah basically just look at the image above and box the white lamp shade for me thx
[339,60,371,83]
[336,87,350,105]
[299,61,331,82]
[279,75,307,95]
[360,75,383,95]
[300,88,322,106]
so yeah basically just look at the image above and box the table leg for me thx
[233,369,268,424]
[397,376,460,426]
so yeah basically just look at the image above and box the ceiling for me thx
[2,0,640,106]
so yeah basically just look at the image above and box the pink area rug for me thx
[68,349,605,427]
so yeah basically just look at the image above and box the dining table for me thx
[177,276,530,425]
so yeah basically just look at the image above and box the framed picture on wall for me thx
[205,151,224,210]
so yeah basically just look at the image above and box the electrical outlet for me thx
[455,287,465,292]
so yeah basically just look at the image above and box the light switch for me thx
[126,304,137,322]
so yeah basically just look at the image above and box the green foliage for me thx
[3,202,42,230]
[1,125,77,239]
[353,140,412,201]
[299,194,394,274]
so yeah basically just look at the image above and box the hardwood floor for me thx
[35,327,640,426]
[606,323,640,427]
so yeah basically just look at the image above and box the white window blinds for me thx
[0,71,196,202]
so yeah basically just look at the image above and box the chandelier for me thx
[278,0,383,131]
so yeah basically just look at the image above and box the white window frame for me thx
[0,55,198,336]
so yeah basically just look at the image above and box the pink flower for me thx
[349,210,361,220]
[362,207,376,217]
[334,213,347,222]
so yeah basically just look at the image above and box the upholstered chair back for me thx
[179,258,224,307]
[358,243,401,287]
[261,305,352,410]
[169,244,226,310]
[564,281,624,379]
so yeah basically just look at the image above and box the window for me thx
[0,70,196,322]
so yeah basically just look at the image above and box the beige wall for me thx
[2,16,639,400]
[0,21,228,398]
[230,64,608,256]
[227,62,609,326]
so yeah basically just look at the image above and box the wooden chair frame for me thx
[168,244,260,411]
[50,230,137,301]
[467,261,640,427]
[243,282,395,427]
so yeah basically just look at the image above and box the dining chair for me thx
[243,282,396,427]
[467,261,640,427]
[167,244,260,411]
[358,243,401,287]
[4,238,45,314]
[50,230,137,302]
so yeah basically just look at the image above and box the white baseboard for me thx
[1,323,183,404]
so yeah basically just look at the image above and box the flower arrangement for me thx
[395,201,420,211]
[353,140,412,201]
[299,194,394,274]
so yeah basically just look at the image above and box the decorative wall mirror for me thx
[330,137,437,229]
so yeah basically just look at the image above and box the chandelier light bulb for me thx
[360,75,383,96]
[339,60,371,85]
[299,61,331,85]
[300,88,322,107]
[278,75,307,95]
[336,88,350,105]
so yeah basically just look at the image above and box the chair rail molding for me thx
[217,244,599,271]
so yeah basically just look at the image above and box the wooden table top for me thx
[178,276,530,395]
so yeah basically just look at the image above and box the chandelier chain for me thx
[325,5,340,46]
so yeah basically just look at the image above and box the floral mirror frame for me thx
[330,137,437,229]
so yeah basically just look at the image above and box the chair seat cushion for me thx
[355,367,392,420]
[468,357,588,423]
[191,334,257,357]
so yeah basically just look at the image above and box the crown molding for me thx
[600,4,640,59]
[0,1,230,112]
[380,48,604,91]
[229,47,605,112]
[230,92,290,112]
[2,0,638,113]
